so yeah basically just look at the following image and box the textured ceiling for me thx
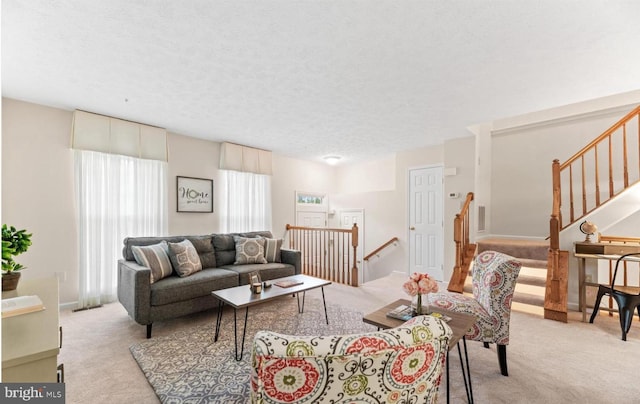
[3,1,640,165]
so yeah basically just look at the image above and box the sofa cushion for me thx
[260,237,283,263]
[221,263,295,285]
[185,236,216,268]
[131,242,173,284]
[150,268,239,306]
[123,236,185,261]
[123,235,216,269]
[167,239,203,277]
[233,236,267,264]
[213,231,273,266]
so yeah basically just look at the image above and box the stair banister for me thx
[447,192,476,293]
[363,237,399,261]
[547,104,640,322]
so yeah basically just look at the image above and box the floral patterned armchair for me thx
[250,315,452,403]
[427,250,521,376]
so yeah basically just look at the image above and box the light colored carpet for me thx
[130,297,377,403]
[59,272,640,403]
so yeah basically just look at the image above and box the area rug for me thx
[130,296,376,404]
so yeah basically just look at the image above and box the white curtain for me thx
[74,150,167,309]
[219,170,272,233]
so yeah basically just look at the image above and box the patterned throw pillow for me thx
[167,239,203,277]
[260,237,283,263]
[234,236,267,264]
[131,242,173,284]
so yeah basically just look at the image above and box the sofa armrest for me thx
[280,248,301,275]
[117,259,152,325]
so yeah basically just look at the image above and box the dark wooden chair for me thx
[589,252,640,341]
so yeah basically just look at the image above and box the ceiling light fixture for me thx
[323,155,341,165]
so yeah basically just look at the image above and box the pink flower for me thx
[402,280,420,296]
[403,272,438,297]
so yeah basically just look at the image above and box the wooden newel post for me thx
[545,159,568,322]
[351,223,359,287]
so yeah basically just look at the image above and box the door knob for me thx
[410,226,415,230]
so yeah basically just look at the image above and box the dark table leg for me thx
[457,337,474,403]
[214,300,224,342]
[446,350,450,404]
[321,287,328,324]
[296,288,329,325]
[233,307,250,361]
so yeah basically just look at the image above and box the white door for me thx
[296,211,326,228]
[409,166,444,281]
[340,209,365,283]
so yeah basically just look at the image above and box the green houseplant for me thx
[2,224,32,290]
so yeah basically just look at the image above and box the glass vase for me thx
[413,294,428,316]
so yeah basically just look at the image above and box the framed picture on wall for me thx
[177,176,213,213]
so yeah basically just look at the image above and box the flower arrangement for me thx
[402,272,438,315]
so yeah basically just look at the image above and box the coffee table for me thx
[363,299,476,404]
[211,274,331,360]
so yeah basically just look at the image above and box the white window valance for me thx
[71,110,168,161]
[219,142,272,175]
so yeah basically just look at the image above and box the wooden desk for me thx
[574,242,640,322]
[2,277,60,382]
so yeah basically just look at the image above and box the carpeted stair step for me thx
[518,258,548,269]
[477,238,549,261]
[462,245,549,316]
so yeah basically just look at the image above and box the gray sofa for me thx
[117,231,301,338]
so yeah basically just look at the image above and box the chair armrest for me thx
[117,259,152,325]
[280,248,301,275]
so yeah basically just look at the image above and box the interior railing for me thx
[447,192,476,293]
[285,224,359,286]
[547,104,640,322]
[363,237,398,262]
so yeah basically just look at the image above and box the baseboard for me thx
[59,301,78,311]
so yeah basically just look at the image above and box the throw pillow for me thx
[233,236,267,265]
[167,239,203,277]
[131,242,173,284]
[260,237,283,263]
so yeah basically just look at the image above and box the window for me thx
[74,150,167,309]
[219,170,271,233]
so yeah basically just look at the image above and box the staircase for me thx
[470,238,549,315]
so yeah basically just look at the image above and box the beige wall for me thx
[271,155,336,238]
[167,133,220,235]
[490,107,635,237]
[6,93,637,307]
[2,99,79,304]
[443,136,476,275]
[1,98,339,305]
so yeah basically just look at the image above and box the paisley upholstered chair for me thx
[427,250,522,376]
[250,315,452,404]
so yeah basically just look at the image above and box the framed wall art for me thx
[177,176,213,213]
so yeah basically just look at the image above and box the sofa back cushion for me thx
[123,235,216,269]
[167,239,203,277]
[212,231,273,266]
[131,242,173,283]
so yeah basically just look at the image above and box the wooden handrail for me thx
[447,192,476,293]
[363,237,399,261]
[560,105,640,169]
[285,223,360,286]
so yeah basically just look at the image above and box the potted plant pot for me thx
[2,271,21,291]
[2,225,32,291]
